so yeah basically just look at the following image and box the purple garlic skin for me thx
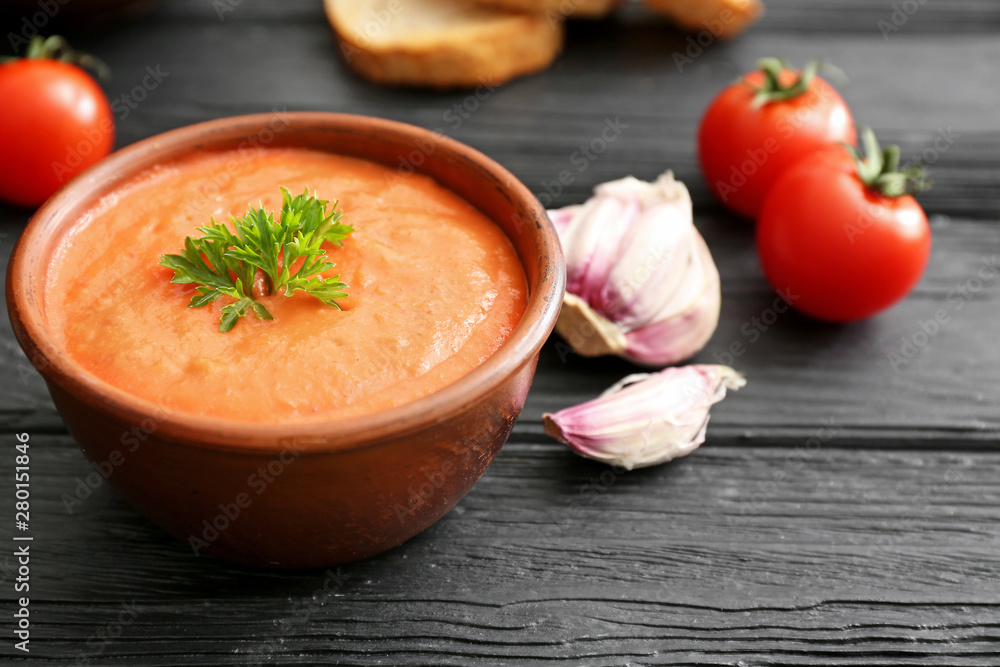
[543,365,745,470]
[550,172,721,366]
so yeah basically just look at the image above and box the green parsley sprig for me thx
[159,187,354,332]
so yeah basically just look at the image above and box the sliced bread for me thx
[324,0,564,89]
[464,0,624,20]
[644,0,763,39]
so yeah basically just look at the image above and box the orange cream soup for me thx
[45,148,527,423]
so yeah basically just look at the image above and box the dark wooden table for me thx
[3,1,1000,664]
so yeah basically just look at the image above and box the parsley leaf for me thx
[159,187,353,332]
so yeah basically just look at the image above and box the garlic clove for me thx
[554,292,628,358]
[562,195,640,302]
[594,171,689,211]
[578,198,642,305]
[621,231,721,366]
[548,205,578,236]
[548,171,722,366]
[543,365,745,470]
[597,199,695,328]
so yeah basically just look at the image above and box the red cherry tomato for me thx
[756,144,932,322]
[699,60,855,220]
[0,57,114,207]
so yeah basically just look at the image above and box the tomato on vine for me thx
[698,58,855,220]
[0,36,114,208]
[756,128,932,322]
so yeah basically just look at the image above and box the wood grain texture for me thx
[1,0,999,663]
[2,436,1000,664]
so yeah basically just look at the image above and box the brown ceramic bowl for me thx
[6,113,564,569]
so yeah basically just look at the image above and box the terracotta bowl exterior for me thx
[6,113,565,569]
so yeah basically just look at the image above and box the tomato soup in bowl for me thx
[7,113,564,568]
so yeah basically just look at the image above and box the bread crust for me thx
[465,0,624,19]
[644,0,763,39]
[325,0,564,90]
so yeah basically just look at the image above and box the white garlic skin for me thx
[543,364,745,470]
[550,172,721,366]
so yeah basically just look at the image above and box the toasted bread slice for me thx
[465,0,624,20]
[644,0,763,39]
[324,0,564,89]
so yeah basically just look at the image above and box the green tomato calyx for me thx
[750,58,821,108]
[848,127,931,198]
[2,36,109,80]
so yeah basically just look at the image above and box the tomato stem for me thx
[848,127,931,198]
[750,58,818,108]
[5,35,110,80]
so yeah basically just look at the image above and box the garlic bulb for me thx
[550,172,720,366]
[543,365,745,470]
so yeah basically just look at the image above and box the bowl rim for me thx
[6,112,565,454]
